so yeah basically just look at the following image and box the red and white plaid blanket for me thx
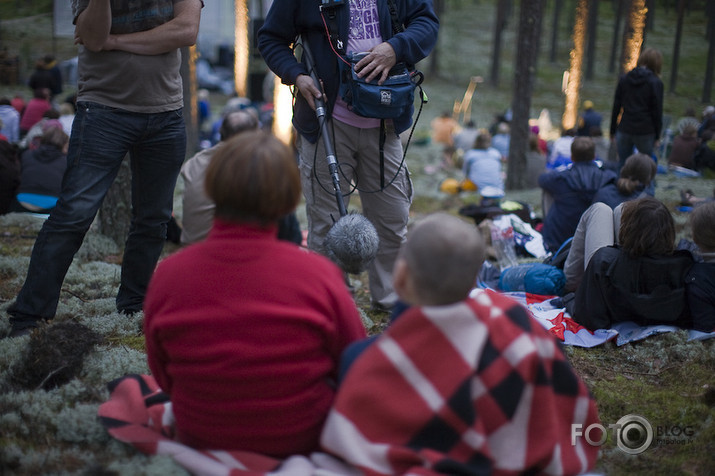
[98,374,360,476]
[319,290,600,475]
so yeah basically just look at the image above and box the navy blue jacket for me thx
[539,161,617,252]
[257,0,438,143]
[592,181,647,210]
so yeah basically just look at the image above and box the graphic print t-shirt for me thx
[333,0,383,127]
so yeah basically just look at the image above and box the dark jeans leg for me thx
[116,109,186,312]
[616,131,655,171]
[8,102,134,328]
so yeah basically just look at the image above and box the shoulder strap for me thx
[320,1,346,54]
[386,0,404,34]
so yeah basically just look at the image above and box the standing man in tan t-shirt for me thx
[6,0,204,337]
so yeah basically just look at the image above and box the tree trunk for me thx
[585,0,599,81]
[428,0,445,76]
[704,4,715,104]
[645,0,655,31]
[620,0,647,75]
[669,0,686,94]
[549,0,564,63]
[507,0,545,190]
[609,0,625,73]
[98,155,132,248]
[182,45,199,156]
[490,0,509,87]
[562,0,589,131]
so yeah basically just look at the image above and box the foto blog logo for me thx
[572,414,654,455]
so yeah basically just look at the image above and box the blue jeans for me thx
[8,102,186,329]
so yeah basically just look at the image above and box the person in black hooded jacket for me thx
[685,201,715,333]
[610,48,664,171]
[568,196,694,331]
[10,121,68,213]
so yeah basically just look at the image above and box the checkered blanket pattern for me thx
[320,289,600,475]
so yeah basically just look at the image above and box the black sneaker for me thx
[370,302,394,314]
[6,326,34,338]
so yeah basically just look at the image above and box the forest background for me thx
[1,0,714,474]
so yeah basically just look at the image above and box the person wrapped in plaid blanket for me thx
[321,213,601,475]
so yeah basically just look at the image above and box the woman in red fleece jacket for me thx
[143,130,366,457]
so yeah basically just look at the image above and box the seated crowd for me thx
[0,92,76,216]
[133,120,710,474]
[138,128,605,474]
[4,85,713,473]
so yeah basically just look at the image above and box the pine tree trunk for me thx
[507,0,545,190]
[490,0,509,87]
[428,0,445,76]
[549,0,564,63]
[669,0,686,94]
[704,5,715,103]
[608,0,625,73]
[585,0,599,81]
[562,0,589,131]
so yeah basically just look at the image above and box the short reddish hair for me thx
[205,130,301,225]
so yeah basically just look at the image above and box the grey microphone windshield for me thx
[324,213,380,274]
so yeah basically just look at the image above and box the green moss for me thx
[105,335,146,353]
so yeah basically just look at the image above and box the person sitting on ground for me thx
[547,126,577,169]
[430,111,459,146]
[452,119,479,155]
[693,129,715,178]
[577,99,602,136]
[143,130,366,458]
[490,120,511,160]
[58,102,75,137]
[566,196,694,330]
[698,105,715,138]
[525,132,546,188]
[668,121,699,170]
[180,109,301,246]
[530,125,548,155]
[0,97,21,144]
[322,212,600,476]
[11,94,25,116]
[539,136,617,252]
[19,88,52,137]
[10,120,69,214]
[592,152,656,209]
[685,201,715,333]
[589,126,613,167]
[680,188,715,207]
[562,153,655,292]
[462,128,505,199]
[20,108,61,150]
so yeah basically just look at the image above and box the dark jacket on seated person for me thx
[571,246,694,330]
[539,159,616,251]
[686,261,715,333]
[17,143,67,198]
